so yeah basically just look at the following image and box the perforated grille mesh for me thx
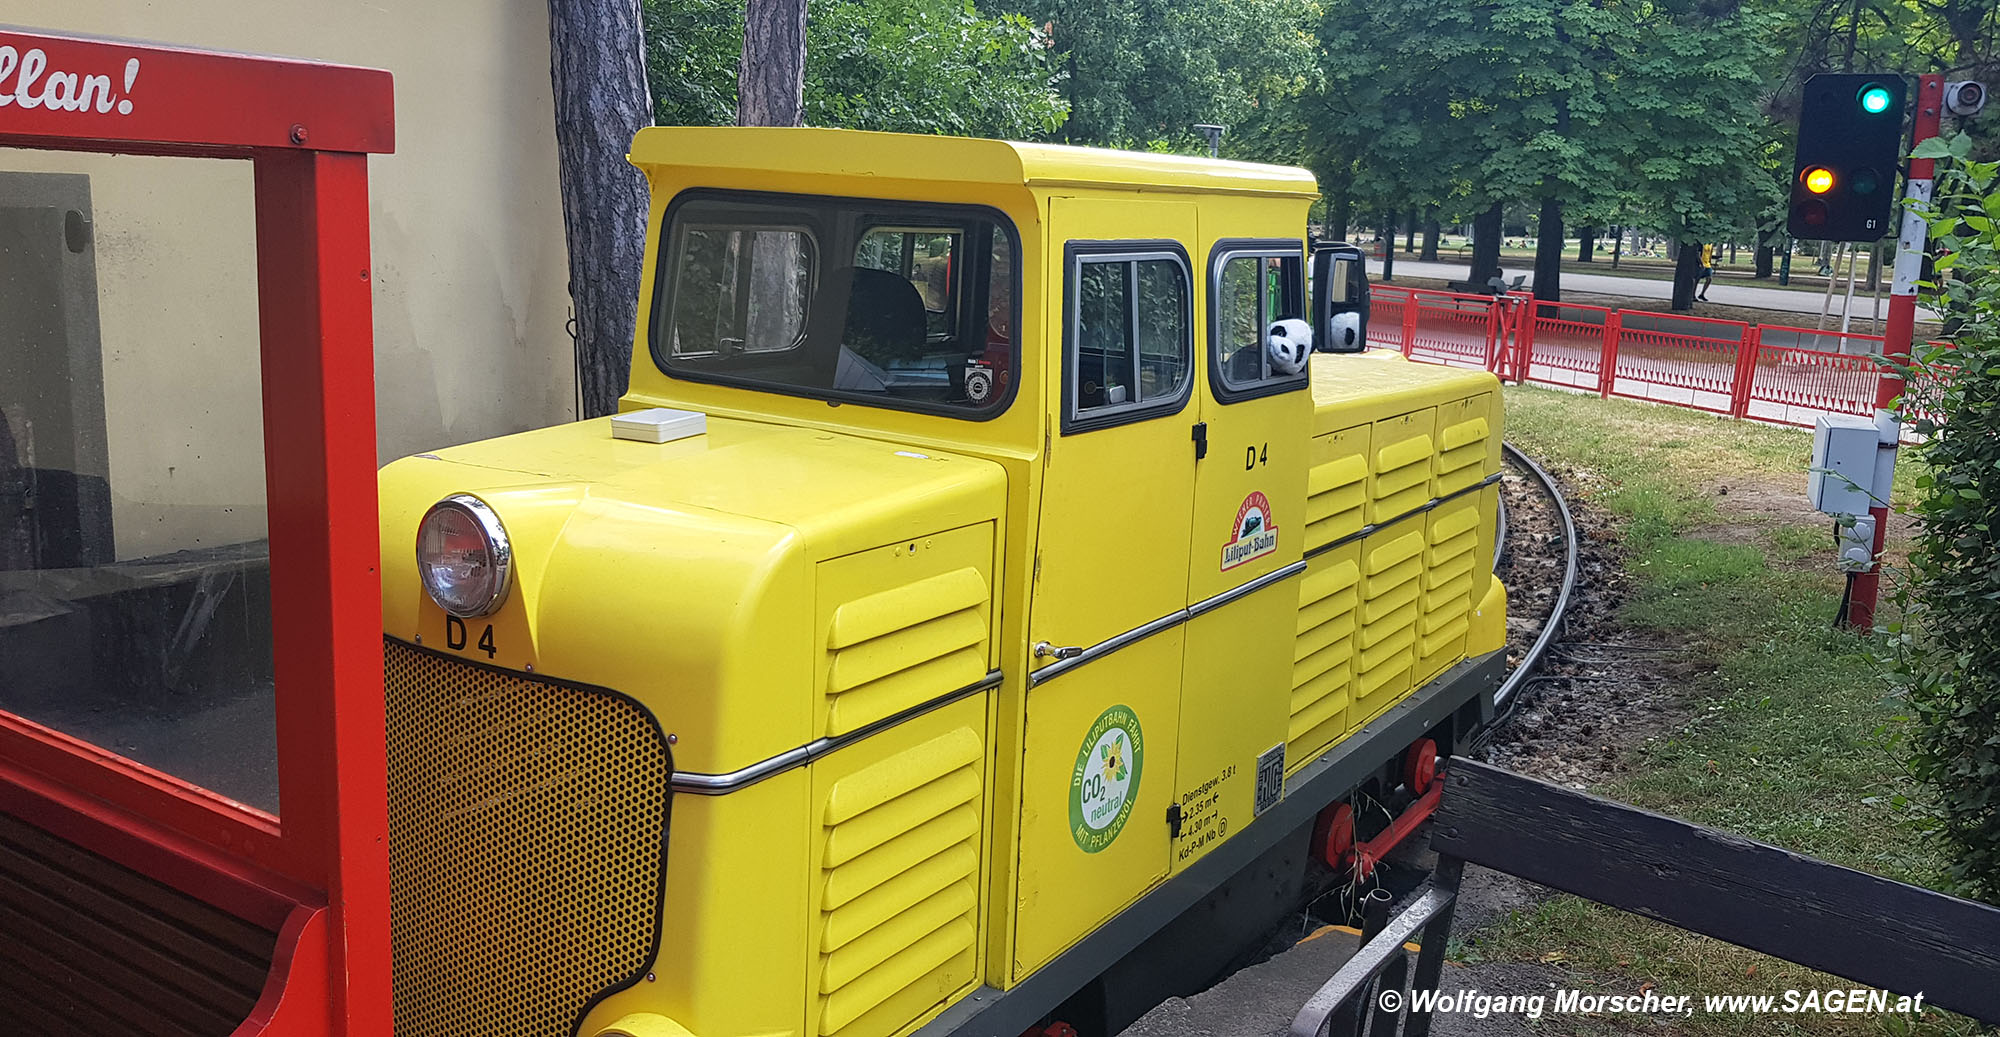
[385,640,671,1037]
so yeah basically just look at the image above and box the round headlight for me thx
[416,494,512,617]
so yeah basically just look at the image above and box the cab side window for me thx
[1066,244,1192,432]
[1209,242,1307,401]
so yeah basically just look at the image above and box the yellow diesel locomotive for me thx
[377,128,1506,1037]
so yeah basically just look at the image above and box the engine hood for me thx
[377,413,1007,775]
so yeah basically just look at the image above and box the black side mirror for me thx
[1311,242,1370,353]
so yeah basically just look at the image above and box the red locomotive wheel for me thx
[1404,738,1438,794]
[1314,802,1356,868]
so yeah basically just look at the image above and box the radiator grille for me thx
[1288,551,1358,773]
[1353,526,1424,720]
[1367,431,1435,523]
[815,726,982,1037]
[385,640,671,1037]
[1417,498,1481,680]
[1303,451,1367,551]
[825,567,989,737]
[1433,415,1490,496]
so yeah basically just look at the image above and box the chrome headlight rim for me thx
[416,493,513,618]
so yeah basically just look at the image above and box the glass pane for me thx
[1328,256,1355,304]
[1135,259,1188,402]
[667,225,813,356]
[656,195,1014,415]
[856,227,961,340]
[1217,256,1267,385]
[977,233,1013,406]
[1218,253,1304,389]
[1076,260,1133,411]
[0,149,276,812]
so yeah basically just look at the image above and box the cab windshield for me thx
[652,191,1019,418]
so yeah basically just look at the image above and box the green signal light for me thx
[1859,85,1894,114]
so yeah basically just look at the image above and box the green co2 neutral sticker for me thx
[1070,704,1143,853]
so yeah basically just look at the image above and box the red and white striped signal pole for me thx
[1845,73,1943,629]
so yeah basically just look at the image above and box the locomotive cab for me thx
[377,128,1505,1037]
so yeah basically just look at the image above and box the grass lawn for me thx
[1456,386,1971,1036]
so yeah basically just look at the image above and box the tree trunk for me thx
[1470,202,1503,286]
[1322,166,1353,243]
[1866,243,1882,291]
[1728,239,1738,264]
[1610,225,1622,269]
[1671,236,1703,310]
[549,0,654,418]
[1754,241,1775,279]
[1421,214,1440,262]
[1380,211,1396,282]
[1532,195,1563,302]
[738,0,807,126]
[1577,225,1596,263]
[1405,210,1417,253]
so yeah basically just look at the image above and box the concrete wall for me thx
[0,3,576,559]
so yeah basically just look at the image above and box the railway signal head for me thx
[1788,73,1907,242]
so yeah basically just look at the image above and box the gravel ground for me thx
[1478,461,1686,792]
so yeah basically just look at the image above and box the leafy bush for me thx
[1895,131,2000,900]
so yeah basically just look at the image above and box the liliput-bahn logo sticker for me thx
[1070,704,1144,853]
[1221,491,1279,570]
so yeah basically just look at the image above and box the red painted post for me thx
[1846,73,1943,630]
[1600,310,1622,398]
[1484,299,1502,374]
[1401,291,1419,355]
[1515,299,1537,384]
[1731,325,1762,418]
[251,148,392,1035]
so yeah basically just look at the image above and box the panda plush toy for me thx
[1265,318,1314,375]
[1327,311,1364,352]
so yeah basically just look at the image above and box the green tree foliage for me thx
[1896,133,2000,900]
[809,0,1067,136]
[643,0,1067,137]
[1618,2,1783,305]
[1013,0,1319,151]
[1301,0,1779,299]
[647,0,743,126]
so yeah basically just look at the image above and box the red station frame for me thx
[0,28,393,1034]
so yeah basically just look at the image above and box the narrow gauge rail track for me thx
[1490,443,1580,724]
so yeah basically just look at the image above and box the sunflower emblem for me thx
[1100,734,1129,782]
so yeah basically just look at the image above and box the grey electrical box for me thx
[1809,413,1878,516]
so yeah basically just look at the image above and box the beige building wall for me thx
[0,2,575,559]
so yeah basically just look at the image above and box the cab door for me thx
[1172,240,1312,874]
[1015,197,1197,976]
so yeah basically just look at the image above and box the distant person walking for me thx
[1697,242,1716,301]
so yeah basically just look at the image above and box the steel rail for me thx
[1491,442,1580,720]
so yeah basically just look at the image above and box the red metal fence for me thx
[1367,284,1949,431]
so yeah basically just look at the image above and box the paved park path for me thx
[1367,257,1939,322]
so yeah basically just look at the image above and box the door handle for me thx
[1034,641,1083,661]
